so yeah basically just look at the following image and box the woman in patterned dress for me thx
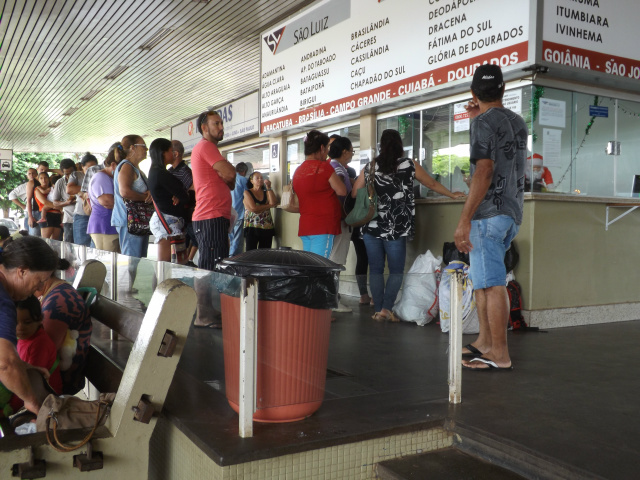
[243,171,277,251]
[351,129,465,322]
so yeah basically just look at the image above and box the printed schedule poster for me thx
[260,0,531,134]
[542,0,640,79]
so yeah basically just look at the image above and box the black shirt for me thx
[148,165,190,221]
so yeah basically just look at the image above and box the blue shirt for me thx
[232,174,248,219]
[0,279,17,345]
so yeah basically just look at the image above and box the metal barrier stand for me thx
[239,277,258,438]
[448,271,463,404]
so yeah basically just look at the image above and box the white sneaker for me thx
[332,302,352,313]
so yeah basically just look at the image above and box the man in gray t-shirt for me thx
[454,64,527,372]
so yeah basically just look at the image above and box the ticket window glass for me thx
[534,87,640,197]
[377,87,534,197]
[226,143,270,179]
[286,124,361,183]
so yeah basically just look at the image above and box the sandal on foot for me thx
[389,312,401,323]
[462,344,483,357]
[372,312,389,322]
[462,356,513,371]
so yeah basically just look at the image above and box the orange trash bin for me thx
[218,248,343,423]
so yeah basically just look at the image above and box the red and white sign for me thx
[542,0,640,79]
[260,0,531,134]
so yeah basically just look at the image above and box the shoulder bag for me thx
[123,161,153,236]
[36,392,115,452]
[279,183,299,213]
[345,159,378,227]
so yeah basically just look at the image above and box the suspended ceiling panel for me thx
[0,0,314,153]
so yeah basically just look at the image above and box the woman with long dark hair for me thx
[351,129,465,322]
[0,236,59,413]
[34,172,63,240]
[292,130,347,258]
[147,138,190,262]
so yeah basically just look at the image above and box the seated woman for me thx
[0,236,60,415]
[148,138,190,262]
[87,142,122,252]
[34,172,63,239]
[39,258,92,395]
[243,172,277,251]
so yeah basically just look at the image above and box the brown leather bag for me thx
[36,392,115,452]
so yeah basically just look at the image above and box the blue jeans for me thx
[28,210,41,236]
[363,234,407,312]
[117,226,149,258]
[469,215,519,289]
[73,214,92,247]
[300,234,334,259]
[228,217,244,257]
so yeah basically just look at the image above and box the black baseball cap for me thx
[471,64,504,93]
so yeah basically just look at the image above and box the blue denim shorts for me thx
[468,215,519,289]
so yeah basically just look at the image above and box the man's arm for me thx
[67,174,82,195]
[213,160,237,190]
[25,181,36,227]
[454,158,493,253]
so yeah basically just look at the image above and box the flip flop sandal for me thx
[372,312,389,322]
[463,356,513,371]
[462,344,483,357]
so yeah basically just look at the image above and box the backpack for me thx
[506,280,527,330]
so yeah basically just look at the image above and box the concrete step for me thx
[376,448,525,480]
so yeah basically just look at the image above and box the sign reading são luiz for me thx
[259,0,530,134]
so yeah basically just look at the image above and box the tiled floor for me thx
[162,296,640,479]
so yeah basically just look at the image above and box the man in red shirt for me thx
[191,111,236,271]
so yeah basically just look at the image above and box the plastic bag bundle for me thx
[438,261,479,334]
[393,250,441,326]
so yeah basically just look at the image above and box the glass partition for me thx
[377,87,535,196]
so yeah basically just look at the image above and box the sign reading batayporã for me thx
[260,0,530,134]
[542,0,640,80]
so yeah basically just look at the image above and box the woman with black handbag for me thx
[351,129,464,322]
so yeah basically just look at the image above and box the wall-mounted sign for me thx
[260,0,530,134]
[542,0,640,80]
[0,149,13,171]
[171,92,259,154]
[270,143,280,173]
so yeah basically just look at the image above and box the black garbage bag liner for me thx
[217,264,339,310]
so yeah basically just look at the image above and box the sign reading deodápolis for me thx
[542,0,640,80]
[260,0,530,134]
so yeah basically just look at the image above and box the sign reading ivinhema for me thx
[259,0,531,134]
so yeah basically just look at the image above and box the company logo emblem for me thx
[482,75,495,80]
[263,27,285,54]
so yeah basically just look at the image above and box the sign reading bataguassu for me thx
[542,0,640,81]
[260,0,531,134]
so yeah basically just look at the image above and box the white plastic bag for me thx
[393,250,441,326]
[438,261,479,334]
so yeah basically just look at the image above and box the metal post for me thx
[110,252,118,341]
[156,260,165,285]
[239,277,258,438]
[448,271,463,404]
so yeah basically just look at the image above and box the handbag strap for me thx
[152,199,172,235]
[366,158,377,198]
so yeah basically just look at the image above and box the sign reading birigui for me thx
[260,0,530,134]
[542,0,640,80]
